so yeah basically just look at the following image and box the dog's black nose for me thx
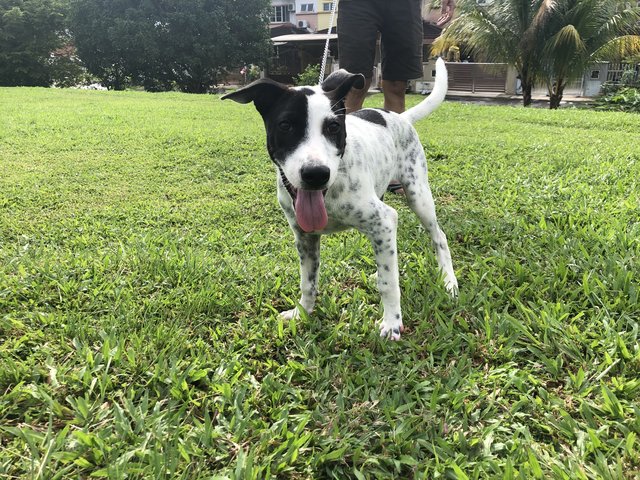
[300,165,330,188]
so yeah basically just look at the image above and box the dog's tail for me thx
[400,57,447,125]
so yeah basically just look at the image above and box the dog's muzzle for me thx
[279,166,329,233]
[300,165,330,189]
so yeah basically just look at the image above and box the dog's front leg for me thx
[363,204,403,340]
[280,230,321,320]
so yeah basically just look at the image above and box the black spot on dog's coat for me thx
[351,108,387,127]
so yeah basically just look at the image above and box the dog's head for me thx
[221,70,365,232]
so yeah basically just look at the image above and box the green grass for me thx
[0,86,639,479]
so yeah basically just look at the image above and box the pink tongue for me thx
[295,190,328,232]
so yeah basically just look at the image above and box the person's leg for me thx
[345,77,372,113]
[337,0,380,112]
[382,79,407,113]
[383,79,408,192]
[379,0,423,193]
[379,0,423,94]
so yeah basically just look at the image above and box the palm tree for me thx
[432,0,555,107]
[541,0,640,108]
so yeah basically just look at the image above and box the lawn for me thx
[0,86,639,479]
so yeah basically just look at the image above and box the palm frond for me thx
[431,6,522,63]
[592,35,640,62]
[598,9,640,39]
[548,24,586,55]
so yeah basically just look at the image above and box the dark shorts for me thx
[337,0,423,81]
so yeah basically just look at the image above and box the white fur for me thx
[280,93,341,189]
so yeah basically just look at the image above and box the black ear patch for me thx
[321,69,365,93]
[221,79,290,118]
[321,69,366,111]
[223,79,312,165]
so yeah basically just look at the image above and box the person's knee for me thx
[383,80,406,95]
[382,80,407,113]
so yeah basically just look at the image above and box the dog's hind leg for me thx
[281,231,321,320]
[404,175,458,296]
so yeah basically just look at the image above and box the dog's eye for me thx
[325,121,341,134]
[278,121,292,132]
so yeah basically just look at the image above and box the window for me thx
[301,3,314,12]
[323,2,334,11]
[269,5,291,22]
[590,70,600,80]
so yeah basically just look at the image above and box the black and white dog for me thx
[222,59,457,340]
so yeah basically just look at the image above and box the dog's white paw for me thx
[445,278,459,298]
[280,308,300,320]
[379,320,404,341]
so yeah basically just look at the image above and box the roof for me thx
[271,33,338,43]
[269,23,309,37]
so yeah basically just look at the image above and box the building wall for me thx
[583,63,609,97]
[316,1,338,31]
[294,1,316,30]
[269,1,295,24]
[269,1,338,31]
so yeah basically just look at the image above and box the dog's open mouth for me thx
[279,169,328,233]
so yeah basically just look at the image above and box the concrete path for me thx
[444,90,595,108]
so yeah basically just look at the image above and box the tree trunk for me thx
[520,67,533,107]
[549,81,565,109]
[522,81,533,107]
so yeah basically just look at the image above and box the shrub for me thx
[247,64,261,82]
[294,64,320,86]
[596,86,640,112]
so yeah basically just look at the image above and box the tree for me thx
[162,0,272,93]
[541,0,640,108]
[68,0,272,92]
[68,0,151,90]
[49,43,87,87]
[0,0,68,86]
[432,0,554,107]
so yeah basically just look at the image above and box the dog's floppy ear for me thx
[221,79,289,118]
[321,69,366,104]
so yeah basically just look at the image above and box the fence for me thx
[606,63,639,83]
[446,62,508,93]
